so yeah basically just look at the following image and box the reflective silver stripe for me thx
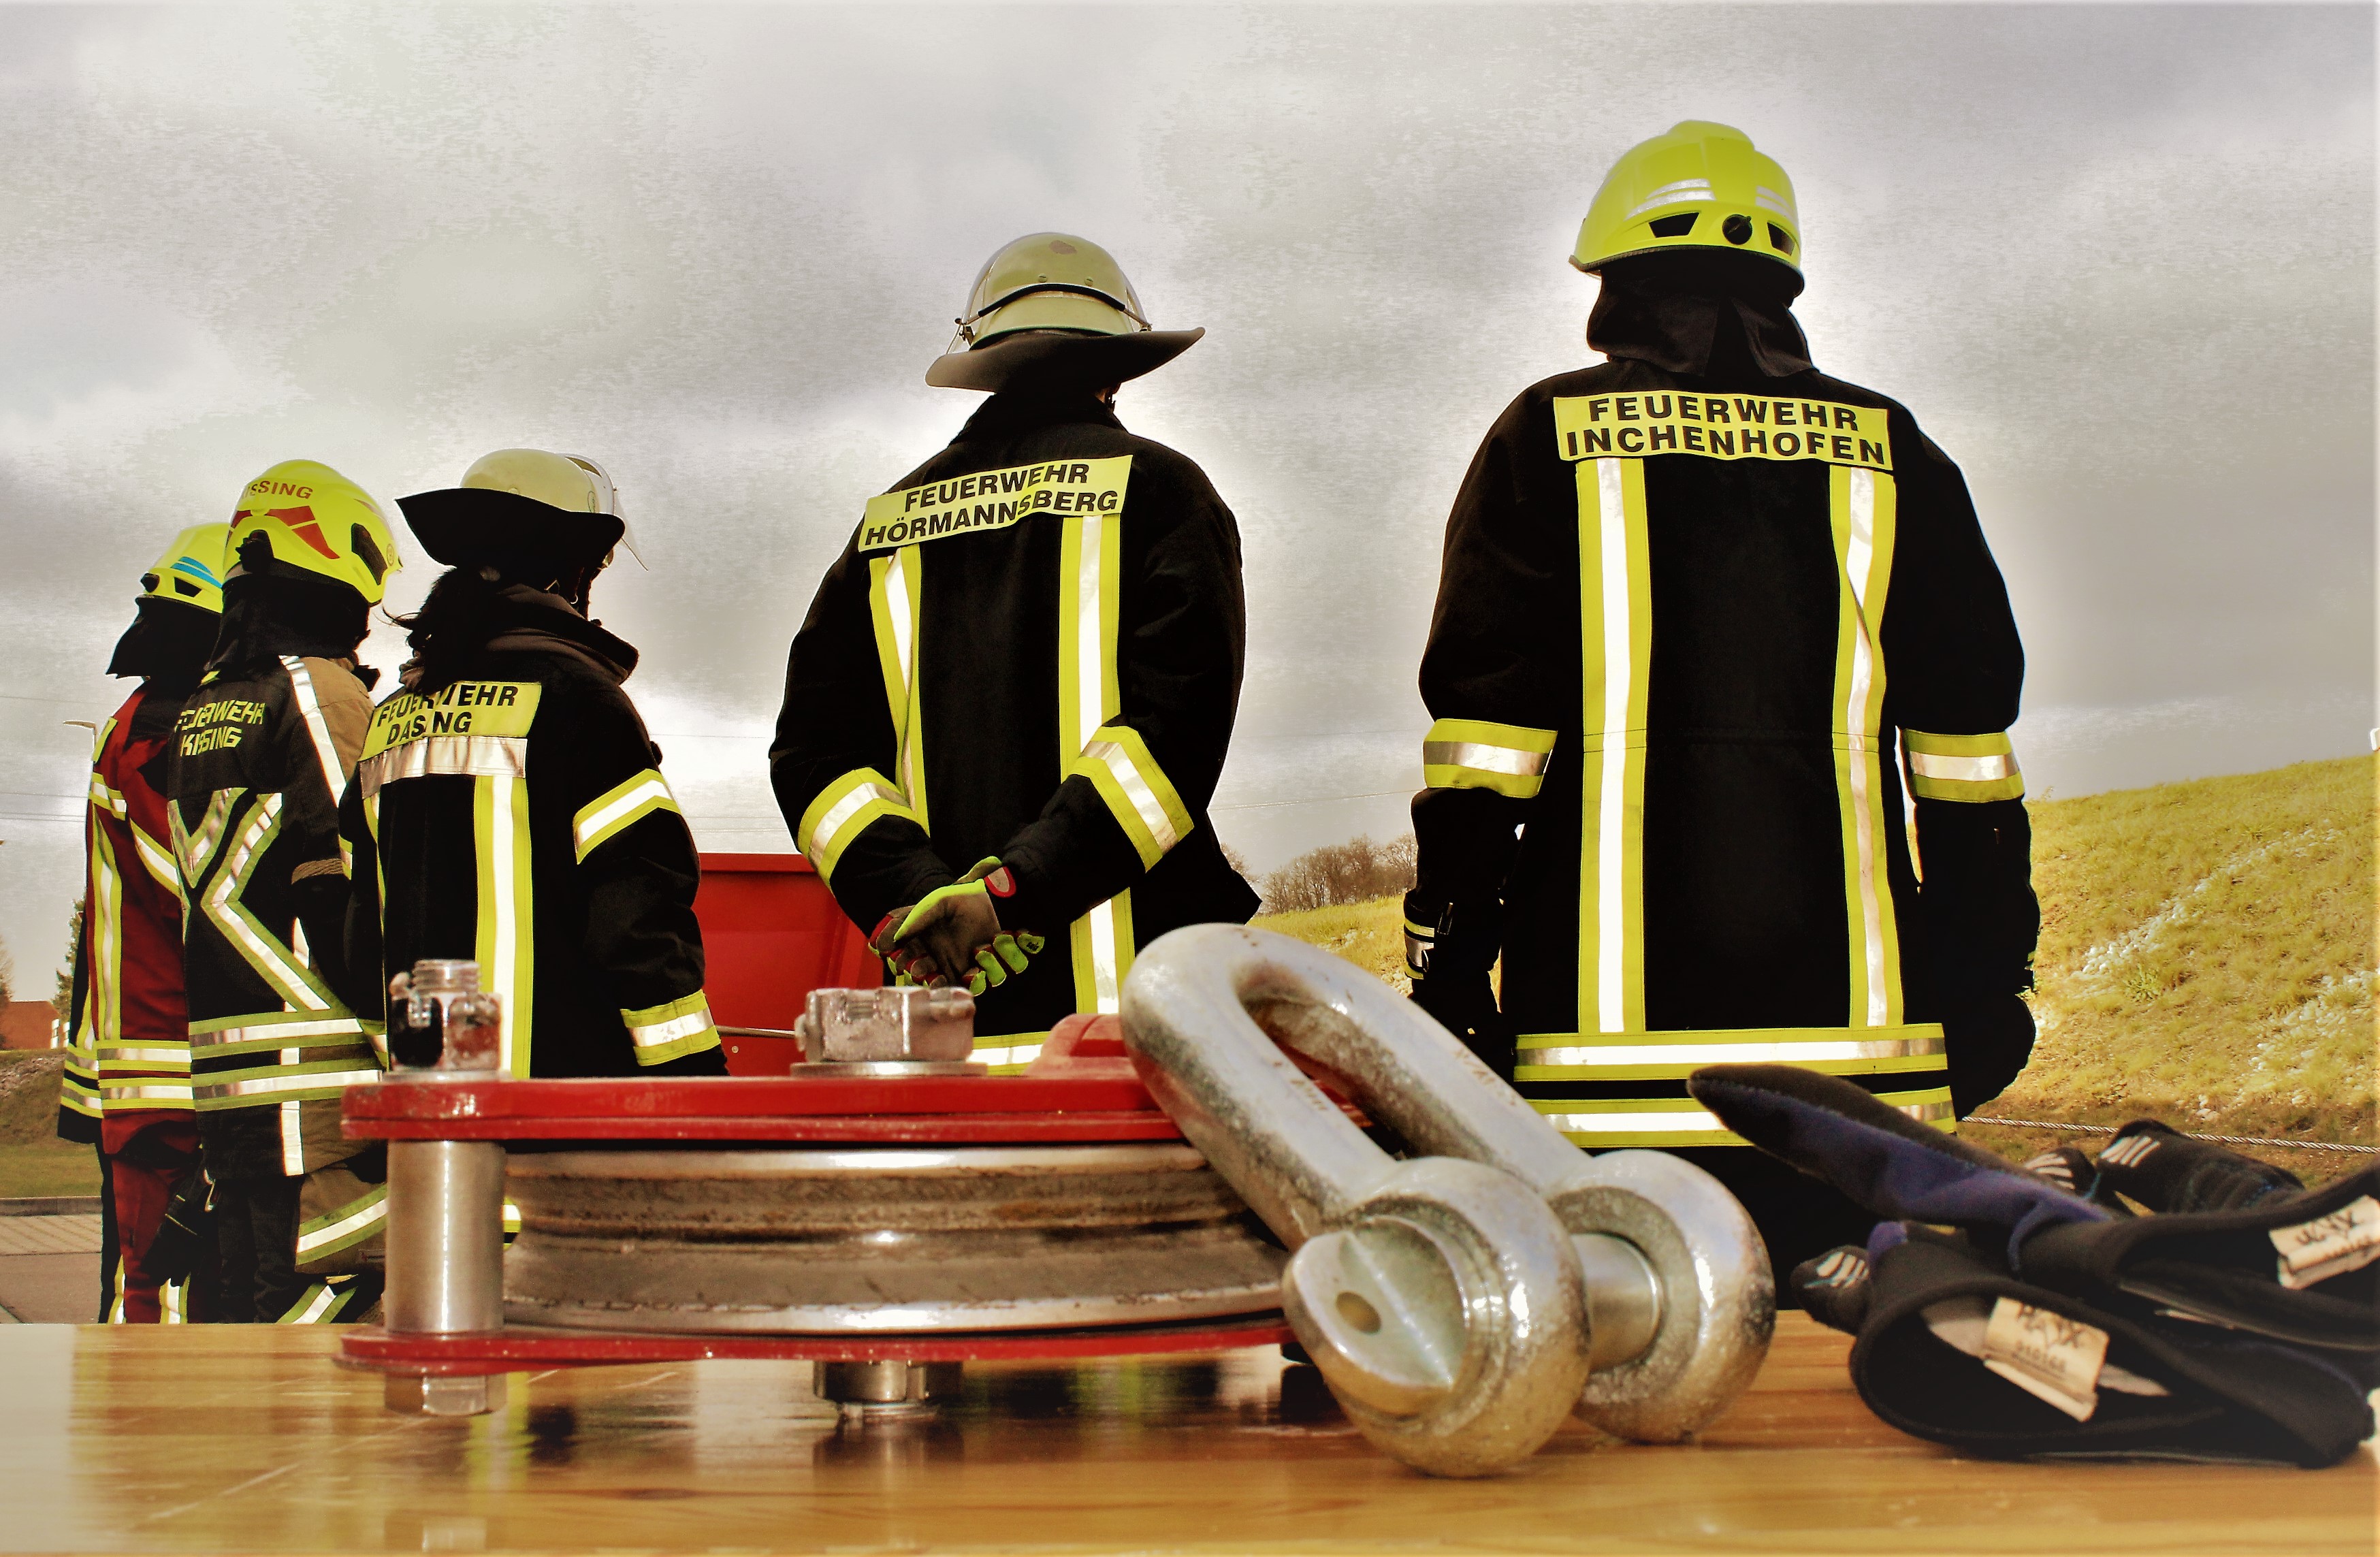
[179,790,234,880]
[1421,740,1551,778]
[807,777,904,858]
[195,1069,384,1101]
[191,1017,366,1047]
[1842,468,1887,1027]
[99,1083,196,1102]
[131,827,179,893]
[1622,178,1712,220]
[627,1007,713,1050]
[281,657,351,805]
[1543,1108,1735,1137]
[94,1046,192,1064]
[1542,1097,1955,1137]
[356,734,528,798]
[1080,739,1181,853]
[1908,751,2019,783]
[204,794,331,1012]
[280,1284,340,1324]
[574,775,674,856]
[1522,1036,1944,1066]
[970,1041,1045,1069]
[295,1195,387,1257]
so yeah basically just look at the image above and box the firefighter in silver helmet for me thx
[771,234,1258,1065]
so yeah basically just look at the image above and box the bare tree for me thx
[1257,833,1417,915]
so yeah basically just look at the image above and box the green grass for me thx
[0,1141,99,1198]
[1257,755,2378,1163]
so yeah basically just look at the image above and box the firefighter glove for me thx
[888,860,1045,995]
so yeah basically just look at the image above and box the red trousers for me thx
[98,1119,200,1323]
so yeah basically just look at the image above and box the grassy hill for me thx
[1257,755,2377,1172]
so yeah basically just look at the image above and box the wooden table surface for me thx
[0,1315,2368,1555]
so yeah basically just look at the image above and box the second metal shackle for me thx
[1122,925,1773,1449]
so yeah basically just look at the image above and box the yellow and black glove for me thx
[885,859,1045,995]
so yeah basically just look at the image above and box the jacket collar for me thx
[954,389,1125,443]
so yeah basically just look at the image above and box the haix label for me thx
[2270,1195,2380,1291]
[1978,1296,2108,1422]
[1554,393,1891,470]
[858,455,1131,552]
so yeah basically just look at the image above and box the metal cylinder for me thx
[814,1360,963,1416]
[384,1138,507,1336]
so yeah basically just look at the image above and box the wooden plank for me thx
[0,1315,2368,1554]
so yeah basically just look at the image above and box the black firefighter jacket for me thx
[167,654,380,1181]
[1413,357,2039,1151]
[339,594,724,1077]
[772,390,1258,1059]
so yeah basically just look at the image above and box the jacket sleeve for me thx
[770,538,951,935]
[993,462,1247,931]
[1408,394,1570,971]
[336,777,385,1041]
[563,685,723,1070]
[284,658,371,1006]
[1881,425,2040,1114]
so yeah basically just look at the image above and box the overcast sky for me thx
[0,1,2370,986]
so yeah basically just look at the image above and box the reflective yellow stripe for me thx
[1517,1023,1947,1081]
[1532,1087,1955,1148]
[1059,487,1136,1016]
[1067,724,1193,867]
[573,769,680,861]
[1831,466,1901,1029]
[1421,717,1558,799]
[867,547,931,836]
[280,656,352,805]
[797,768,920,882]
[130,824,180,899]
[200,794,338,1014]
[295,1184,387,1259]
[1575,458,1651,1036]
[1905,728,2025,801]
[620,991,720,1065]
[194,1066,385,1104]
[475,773,534,1077]
[970,1034,1048,1074]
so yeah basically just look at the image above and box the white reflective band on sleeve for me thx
[808,778,904,858]
[356,735,528,798]
[628,1006,714,1049]
[95,1045,193,1065]
[1421,741,1549,777]
[574,773,676,858]
[1909,752,2019,783]
[1080,739,1182,854]
[99,1083,197,1103]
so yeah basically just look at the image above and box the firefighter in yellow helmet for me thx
[771,234,1257,1062]
[166,460,399,1322]
[338,450,725,1078]
[1404,123,2040,1288]
[57,523,231,1322]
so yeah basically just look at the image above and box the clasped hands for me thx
[869,858,1046,996]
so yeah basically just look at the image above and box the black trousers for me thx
[210,1175,306,1323]
[1669,1147,1880,1305]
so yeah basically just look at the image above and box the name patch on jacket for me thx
[361,681,542,760]
[1554,394,1891,470]
[858,455,1132,551]
[175,699,268,756]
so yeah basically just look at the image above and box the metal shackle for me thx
[1121,931,1592,1477]
[1122,925,1773,1449]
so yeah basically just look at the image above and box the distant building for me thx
[0,1001,59,1051]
